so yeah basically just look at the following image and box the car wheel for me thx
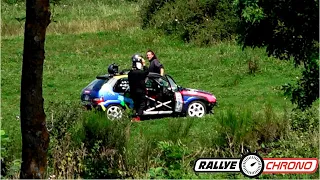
[187,101,207,118]
[105,105,124,120]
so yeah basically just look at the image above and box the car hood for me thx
[180,88,216,103]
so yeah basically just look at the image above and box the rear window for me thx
[85,79,107,91]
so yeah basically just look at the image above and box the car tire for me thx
[186,101,207,118]
[105,104,124,120]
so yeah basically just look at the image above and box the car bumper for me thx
[81,101,98,109]
[207,102,217,113]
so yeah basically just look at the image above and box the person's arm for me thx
[142,58,149,75]
[160,68,164,76]
[154,59,164,76]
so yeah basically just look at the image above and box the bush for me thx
[45,101,84,140]
[148,140,190,179]
[289,100,319,132]
[213,105,289,157]
[80,111,131,179]
[46,102,131,179]
[141,0,239,45]
[282,59,319,111]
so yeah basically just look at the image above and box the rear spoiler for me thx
[96,74,111,79]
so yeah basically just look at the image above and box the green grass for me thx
[2,0,315,179]
[1,30,299,159]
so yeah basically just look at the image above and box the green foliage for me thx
[80,111,130,179]
[47,107,131,179]
[289,101,319,132]
[45,101,85,140]
[2,0,318,179]
[141,0,239,45]
[261,130,319,179]
[3,159,21,179]
[148,140,189,179]
[234,0,265,23]
[213,105,290,157]
[236,0,319,65]
[1,130,21,179]
[1,130,9,160]
[141,0,176,29]
[2,0,23,4]
[165,118,195,143]
[1,130,9,178]
[282,59,319,110]
[236,0,319,110]
[2,0,63,5]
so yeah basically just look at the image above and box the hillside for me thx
[1,0,318,179]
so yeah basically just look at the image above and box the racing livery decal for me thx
[175,92,183,112]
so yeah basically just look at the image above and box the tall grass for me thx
[1,0,140,37]
[1,0,317,179]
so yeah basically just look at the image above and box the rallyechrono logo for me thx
[193,149,318,178]
[239,151,264,178]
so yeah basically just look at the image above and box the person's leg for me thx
[131,93,142,122]
[137,93,146,116]
[131,93,138,116]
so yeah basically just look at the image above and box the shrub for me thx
[81,111,131,179]
[49,133,86,179]
[141,0,176,29]
[1,130,9,178]
[141,0,239,45]
[148,140,190,179]
[45,101,84,140]
[282,59,319,111]
[213,105,289,157]
[289,100,319,132]
[166,118,195,143]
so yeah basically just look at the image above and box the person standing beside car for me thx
[128,54,149,122]
[146,50,164,76]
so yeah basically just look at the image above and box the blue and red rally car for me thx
[80,66,217,120]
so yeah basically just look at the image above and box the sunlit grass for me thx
[1,0,309,178]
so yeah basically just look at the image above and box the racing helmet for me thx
[132,54,144,70]
[108,63,118,75]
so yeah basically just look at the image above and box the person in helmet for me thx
[146,50,164,76]
[108,63,119,75]
[128,54,149,122]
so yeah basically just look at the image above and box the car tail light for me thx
[93,97,104,104]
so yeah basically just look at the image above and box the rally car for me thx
[80,65,217,120]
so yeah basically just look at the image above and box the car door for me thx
[113,77,129,96]
[156,75,175,110]
[166,75,183,113]
[113,77,133,108]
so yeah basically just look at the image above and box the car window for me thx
[114,78,129,93]
[166,75,178,91]
[85,79,108,91]
[157,76,170,88]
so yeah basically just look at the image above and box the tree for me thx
[20,0,51,178]
[235,0,319,110]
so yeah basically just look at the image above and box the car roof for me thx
[147,72,162,78]
[96,74,128,80]
[97,72,163,80]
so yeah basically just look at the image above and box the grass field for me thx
[1,0,318,179]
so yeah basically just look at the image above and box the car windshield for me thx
[166,75,179,91]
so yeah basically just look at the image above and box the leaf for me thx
[0,130,5,136]
[155,167,163,173]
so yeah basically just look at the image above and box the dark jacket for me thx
[148,58,164,74]
[128,66,149,94]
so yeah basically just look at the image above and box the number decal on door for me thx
[175,92,183,112]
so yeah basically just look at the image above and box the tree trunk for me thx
[20,0,51,178]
